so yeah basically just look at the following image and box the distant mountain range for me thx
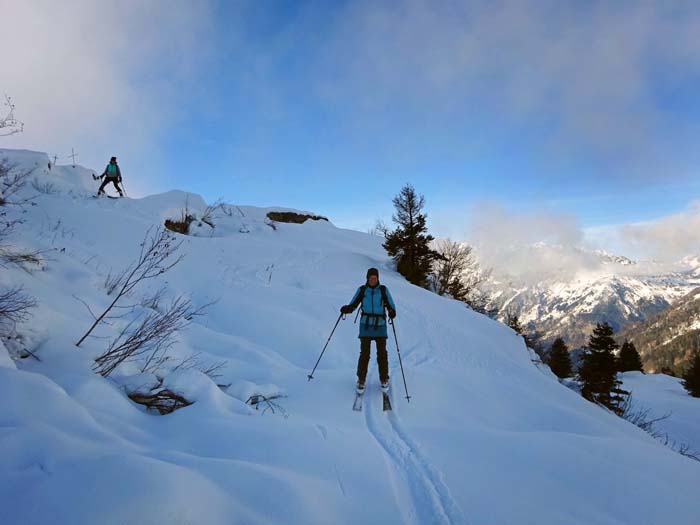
[485,245,700,355]
[618,287,700,373]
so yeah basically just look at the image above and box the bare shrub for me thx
[30,178,58,195]
[93,296,209,377]
[620,396,699,462]
[75,227,184,347]
[0,286,36,328]
[171,351,227,381]
[620,396,671,439]
[369,218,390,238]
[164,208,195,234]
[0,159,39,330]
[0,95,23,136]
[430,239,493,313]
[0,159,42,268]
[140,286,167,311]
[200,198,225,228]
[0,158,32,207]
[246,394,287,415]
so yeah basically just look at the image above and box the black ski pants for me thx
[98,177,123,195]
[357,337,389,384]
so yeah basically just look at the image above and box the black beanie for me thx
[366,267,379,279]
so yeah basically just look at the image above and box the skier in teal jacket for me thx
[341,267,396,394]
[96,156,124,197]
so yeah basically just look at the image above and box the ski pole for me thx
[389,318,411,402]
[308,312,344,381]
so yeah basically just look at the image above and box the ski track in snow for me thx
[363,372,466,525]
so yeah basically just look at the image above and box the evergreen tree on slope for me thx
[578,322,628,415]
[549,337,573,379]
[383,184,438,287]
[682,352,700,398]
[618,340,644,373]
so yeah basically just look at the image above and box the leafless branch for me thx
[72,294,99,321]
[0,95,23,137]
[0,159,43,270]
[75,226,184,347]
[30,178,58,195]
[246,394,287,415]
[200,198,224,228]
[0,159,33,207]
[140,286,167,311]
[103,269,123,295]
[369,218,390,238]
[93,296,208,377]
[0,286,36,326]
[430,239,493,313]
[171,351,227,380]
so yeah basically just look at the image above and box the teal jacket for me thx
[102,163,122,180]
[348,283,396,339]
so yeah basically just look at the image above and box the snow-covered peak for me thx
[591,249,636,266]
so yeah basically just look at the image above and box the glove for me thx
[388,307,396,319]
[340,305,353,315]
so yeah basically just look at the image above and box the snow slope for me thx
[1,149,699,525]
[620,372,700,455]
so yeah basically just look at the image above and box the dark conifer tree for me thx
[618,340,644,373]
[548,337,572,379]
[383,184,438,287]
[681,353,700,398]
[578,322,627,415]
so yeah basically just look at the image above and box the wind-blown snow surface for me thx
[620,372,700,454]
[1,150,699,525]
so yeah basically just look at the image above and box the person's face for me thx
[368,275,378,286]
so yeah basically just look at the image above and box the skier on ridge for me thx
[94,156,124,197]
[340,267,397,395]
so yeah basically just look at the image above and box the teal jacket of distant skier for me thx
[102,163,122,180]
[348,283,396,339]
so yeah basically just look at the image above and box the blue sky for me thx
[4,0,700,256]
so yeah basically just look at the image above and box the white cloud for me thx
[620,201,700,262]
[465,202,595,282]
[460,200,700,283]
[0,0,214,195]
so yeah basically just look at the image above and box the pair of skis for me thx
[353,388,391,412]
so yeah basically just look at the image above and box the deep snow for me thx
[620,371,700,454]
[1,149,699,525]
